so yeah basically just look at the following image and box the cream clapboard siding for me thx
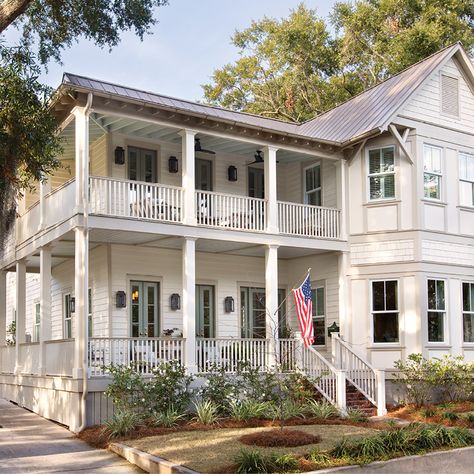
[90,135,109,177]
[401,58,474,132]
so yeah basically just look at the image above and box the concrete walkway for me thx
[0,399,141,473]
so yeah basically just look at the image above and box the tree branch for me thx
[0,0,31,33]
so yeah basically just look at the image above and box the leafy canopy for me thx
[203,1,474,122]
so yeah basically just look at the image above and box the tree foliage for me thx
[203,1,474,122]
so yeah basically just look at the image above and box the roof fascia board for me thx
[388,124,414,165]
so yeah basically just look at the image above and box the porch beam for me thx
[14,260,26,375]
[182,237,197,373]
[336,160,348,240]
[39,246,52,375]
[263,146,279,234]
[0,271,6,346]
[39,175,51,230]
[265,244,279,368]
[179,129,197,226]
[388,124,414,165]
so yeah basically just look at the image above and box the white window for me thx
[423,145,442,200]
[371,280,399,343]
[463,282,474,343]
[88,288,93,338]
[64,294,72,339]
[427,280,446,342]
[311,286,325,346]
[441,74,459,117]
[304,164,321,206]
[368,147,395,200]
[33,302,40,343]
[459,152,474,207]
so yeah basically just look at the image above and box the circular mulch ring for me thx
[239,428,322,447]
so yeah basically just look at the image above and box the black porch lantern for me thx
[327,322,340,337]
[168,156,179,173]
[170,293,181,310]
[116,291,126,308]
[224,296,235,313]
[227,165,238,182]
[70,297,76,313]
[114,146,125,165]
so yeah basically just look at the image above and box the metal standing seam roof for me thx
[61,43,464,146]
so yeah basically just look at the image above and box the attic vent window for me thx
[441,74,459,117]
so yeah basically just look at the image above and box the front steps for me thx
[345,381,377,416]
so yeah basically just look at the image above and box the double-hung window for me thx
[304,164,321,206]
[459,152,474,207]
[311,286,325,345]
[88,288,93,338]
[427,279,446,342]
[33,302,40,342]
[372,280,399,343]
[368,147,395,200]
[64,294,72,339]
[423,145,442,200]
[463,282,474,343]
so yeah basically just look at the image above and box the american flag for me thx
[293,273,314,347]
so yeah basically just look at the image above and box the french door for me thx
[130,281,160,337]
[128,147,157,182]
[248,167,264,199]
[196,285,215,338]
[240,287,286,339]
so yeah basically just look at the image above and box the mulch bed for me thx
[78,416,390,449]
[240,428,322,447]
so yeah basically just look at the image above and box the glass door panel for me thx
[248,167,264,198]
[196,285,215,338]
[130,281,159,337]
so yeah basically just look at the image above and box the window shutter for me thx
[441,74,459,116]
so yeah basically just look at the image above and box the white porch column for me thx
[265,244,279,368]
[39,176,51,230]
[73,226,88,379]
[179,129,197,226]
[0,271,6,345]
[74,105,90,214]
[39,246,52,375]
[336,159,348,240]
[14,260,26,374]
[337,251,350,340]
[182,237,197,373]
[263,146,279,233]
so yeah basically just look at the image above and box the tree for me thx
[203,1,474,122]
[0,0,168,244]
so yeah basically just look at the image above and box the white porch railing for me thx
[196,190,266,232]
[332,334,386,416]
[278,338,298,371]
[45,339,74,376]
[278,201,340,239]
[88,337,185,376]
[89,176,183,223]
[0,345,16,373]
[18,343,41,375]
[196,338,268,373]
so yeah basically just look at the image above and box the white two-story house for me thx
[0,43,473,432]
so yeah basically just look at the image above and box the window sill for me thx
[462,344,474,348]
[457,205,474,213]
[425,344,451,349]
[367,344,404,350]
[363,199,400,208]
[421,199,447,207]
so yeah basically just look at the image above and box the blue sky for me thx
[4,0,337,101]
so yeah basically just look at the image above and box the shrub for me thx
[104,409,141,438]
[194,400,220,424]
[151,406,186,427]
[234,448,268,474]
[265,400,306,421]
[198,364,239,413]
[236,363,280,403]
[345,408,368,423]
[144,360,193,413]
[104,364,146,412]
[229,399,269,421]
[268,453,300,472]
[420,407,436,418]
[465,413,474,422]
[305,400,339,419]
[432,355,474,402]
[307,449,332,466]
[442,411,460,422]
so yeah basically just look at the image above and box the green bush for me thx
[265,399,307,421]
[442,411,460,421]
[305,400,339,419]
[268,453,300,472]
[104,364,146,412]
[344,408,368,423]
[236,363,280,403]
[151,406,186,427]
[194,400,220,424]
[234,448,268,474]
[104,409,141,438]
[420,407,436,418]
[198,364,239,413]
[229,399,269,421]
[465,413,474,422]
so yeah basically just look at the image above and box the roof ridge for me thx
[299,42,461,127]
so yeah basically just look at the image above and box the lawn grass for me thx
[126,424,374,473]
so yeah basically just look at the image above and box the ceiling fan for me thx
[195,138,215,155]
[247,150,279,166]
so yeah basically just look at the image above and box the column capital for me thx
[262,145,279,154]
[266,244,280,250]
[178,128,198,138]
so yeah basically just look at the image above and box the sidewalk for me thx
[0,398,141,473]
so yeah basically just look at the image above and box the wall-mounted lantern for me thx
[70,297,76,313]
[170,293,181,310]
[116,291,126,308]
[168,156,179,173]
[114,146,125,165]
[327,322,340,337]
[224,296,235,313]
[227,165,238,182]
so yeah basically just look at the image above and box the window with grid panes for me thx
[368,147,395,200]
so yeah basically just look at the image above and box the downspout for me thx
[78,92,93,432]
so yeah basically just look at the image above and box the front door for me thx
[130,281,160,337]
[128,147,157,182]
[195,159,213,191]
[248,167,265,199]
[196,285,215,338]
